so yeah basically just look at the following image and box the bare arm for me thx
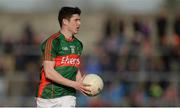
[43,60,89,93]
[44,61,75,87]
[76,69,83,81]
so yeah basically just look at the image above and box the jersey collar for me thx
[59,32,75,42]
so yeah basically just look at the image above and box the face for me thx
[66,14,81,34]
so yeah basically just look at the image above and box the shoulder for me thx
[42,32,60,45]
[74,36,83,47]
[47,32,60,43]
[41,32,60,49]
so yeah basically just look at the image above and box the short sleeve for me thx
[43,39,57,61]
[79,40,83,55]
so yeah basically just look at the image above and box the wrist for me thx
[69,81,77,89]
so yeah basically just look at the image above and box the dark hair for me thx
[58,7,81,27]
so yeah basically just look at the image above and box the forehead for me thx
[70,14,80,20]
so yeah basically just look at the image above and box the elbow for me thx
[44,70,52,79]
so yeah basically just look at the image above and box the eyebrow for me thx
[75,18,80,20]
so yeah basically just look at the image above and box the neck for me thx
[60,28,73,39]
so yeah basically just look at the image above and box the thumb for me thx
[81,74,91,86]
[80,74,86,82]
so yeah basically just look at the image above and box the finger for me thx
[82,86,91,92]
[81,88,91,95]
[83,83,91,86]
[80,74,86,81]
[80,91,89,96]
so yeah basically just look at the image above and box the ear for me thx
[63,19,68,25]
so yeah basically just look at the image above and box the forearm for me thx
[43,61,90,94]
[43,61,76,88]
[45,69,76,88]
[76,69,82,81]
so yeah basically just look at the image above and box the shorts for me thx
[36,95,76,107]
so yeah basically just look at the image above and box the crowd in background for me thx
[77,12,180,107]
[0,12,179,106]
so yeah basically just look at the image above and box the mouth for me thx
[77,27,80,30]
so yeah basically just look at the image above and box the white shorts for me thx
[36,96,76,107]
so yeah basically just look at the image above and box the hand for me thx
[75,82,91,95]
[73,75,91,95]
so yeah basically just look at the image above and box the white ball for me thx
[83,74,104,96]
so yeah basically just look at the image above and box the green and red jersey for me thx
[36,31,83,99]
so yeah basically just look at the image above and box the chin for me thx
[74,31,78,34]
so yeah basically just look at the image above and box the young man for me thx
[36,7,90,107]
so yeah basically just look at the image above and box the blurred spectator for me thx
[127,56,140,72]
[141,21,151,39]
[103,32,121,54]
[126,33,141,72]
[116,56,127,73]
[99,51,112,72]
[0,55,5,76]
[117,19,128,55]
[155,12,168,46]
[173,12,180,37]
[171,12,180,72]
[158,37,171,72]
[3,36,14,54]
[24,61,39,96]
[88,96,105,107]
[21,23,35,45]
[163,83,178,105]
[2,36,16,76]
[141,36,154,73]
[149,82,163,98]
[130,83,148,106]
[76,92,89,107]
[101,81,116,106]
[84,45,103,75]
[132,16,142,34]
[103,18,112,38]
[0,77,7,99]
[153,57,165,72]
[15,23,40,71]
[102,30,124,72]
[0,31,2,48]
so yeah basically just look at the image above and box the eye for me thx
[75,19,80,21]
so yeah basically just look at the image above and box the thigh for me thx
[36,97,55,108]
[37,96,76,107]
[58,96,76,107]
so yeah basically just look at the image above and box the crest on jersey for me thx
[62,47,69,51]
[70,46,75,53]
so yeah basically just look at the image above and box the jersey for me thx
[36,31,83,99]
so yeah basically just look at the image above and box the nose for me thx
[78,20,81,25]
